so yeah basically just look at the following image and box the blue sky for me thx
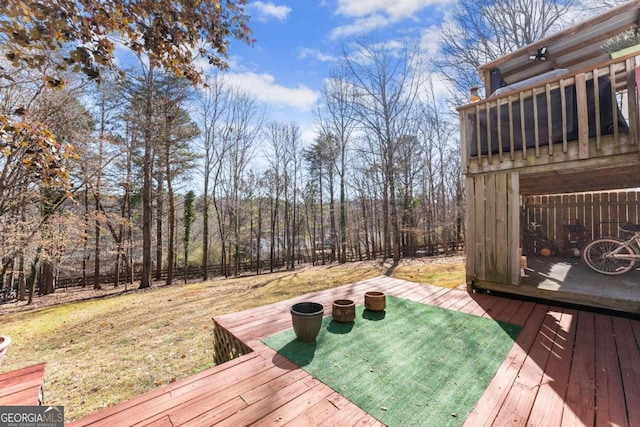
[211,0,455,145]
[190,0,615,150]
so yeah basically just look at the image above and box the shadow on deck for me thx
[519,255,640,314]
[69,276,640,426]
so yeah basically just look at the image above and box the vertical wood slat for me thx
[465,176,475,286]
[575,73,590,159]
[560,78,568,152]
[610,63,620,141]
[474,176,486,281]
[626,57,638,146]
[507,172,520,285]
[485,174,497,282]
[533,88,541,156]
[486,101,493,164]
[620,192,628,228]
[475,104,482,166]
[520,91,527,159]
[546,83,553,155]
[587,193,595,240]
[508,97,515,160]
[494,174,507,282]
[607,192,615,237]
[594,68,602,149]
[459,111,469,166]
[594,192,602,238]
[497,99,503,162]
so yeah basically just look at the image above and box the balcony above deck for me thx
[457,1,640,195]
[458,56,640,195]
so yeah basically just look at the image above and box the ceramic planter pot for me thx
[0,336,11,367]
[364,291,386,311]
[290,302,324,343]
[332,299,356,323]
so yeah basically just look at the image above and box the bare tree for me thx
[317,65,358,263]
[265,122,296,271]
[155,75,199,286]
[303,136,330,265]
[223,90,262,275]
[437,0,576,98]
[198,75,232,280]
[343,40,426,264]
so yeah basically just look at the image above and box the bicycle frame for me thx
[582,224,640,275]
[607,232,640,261]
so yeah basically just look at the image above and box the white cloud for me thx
[330,14,390,39]
[337,0,443,19]
[249,1,292,22]
[298,48,339,63]
[331,0,450,39]
[419,25,442,59]
[224,72,320,111]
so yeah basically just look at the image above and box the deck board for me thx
[69,275,640,426]
[491,306,562,425]
[612,316,640,427]
[561,311,596,426]
[593,314,628,427]
[526,308,576,427]
[0,362,45,406]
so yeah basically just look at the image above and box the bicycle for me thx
[581,223,640,275]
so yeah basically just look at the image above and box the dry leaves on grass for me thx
[0,254,465,422]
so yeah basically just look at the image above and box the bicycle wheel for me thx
[581,238,637,275]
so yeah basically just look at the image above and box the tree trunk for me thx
[269,194,277,273]
[340,168,347,264]
[155,170,164,281]
[83,186,89,287]
[256,197,262,275]
[41,260,55,295]
[328,168,336,263]
[165,140,175,286]
[26,250,41,305]
[389,177,401,264]
[140,65,154,289]
[202,191,210,281]
[18,252,26,301]
[94,193,101,289]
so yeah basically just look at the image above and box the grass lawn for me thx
[0,256,464,422]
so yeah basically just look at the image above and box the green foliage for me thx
[183,190,196,263]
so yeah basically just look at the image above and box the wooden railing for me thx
[458,55,640,173]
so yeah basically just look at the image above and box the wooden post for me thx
[575,73,589,159]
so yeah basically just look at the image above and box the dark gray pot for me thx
[290,302,324,343]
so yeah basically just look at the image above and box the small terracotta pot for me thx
[290,302,324,343]
[364,291,386,311]
[332,299,356,323]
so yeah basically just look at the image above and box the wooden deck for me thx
[0,362,45,406]
[69,276,640,426]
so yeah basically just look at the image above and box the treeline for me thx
[0,41,463,304]
[53,240,466,292]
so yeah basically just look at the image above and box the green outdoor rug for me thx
[263,296,522,427]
